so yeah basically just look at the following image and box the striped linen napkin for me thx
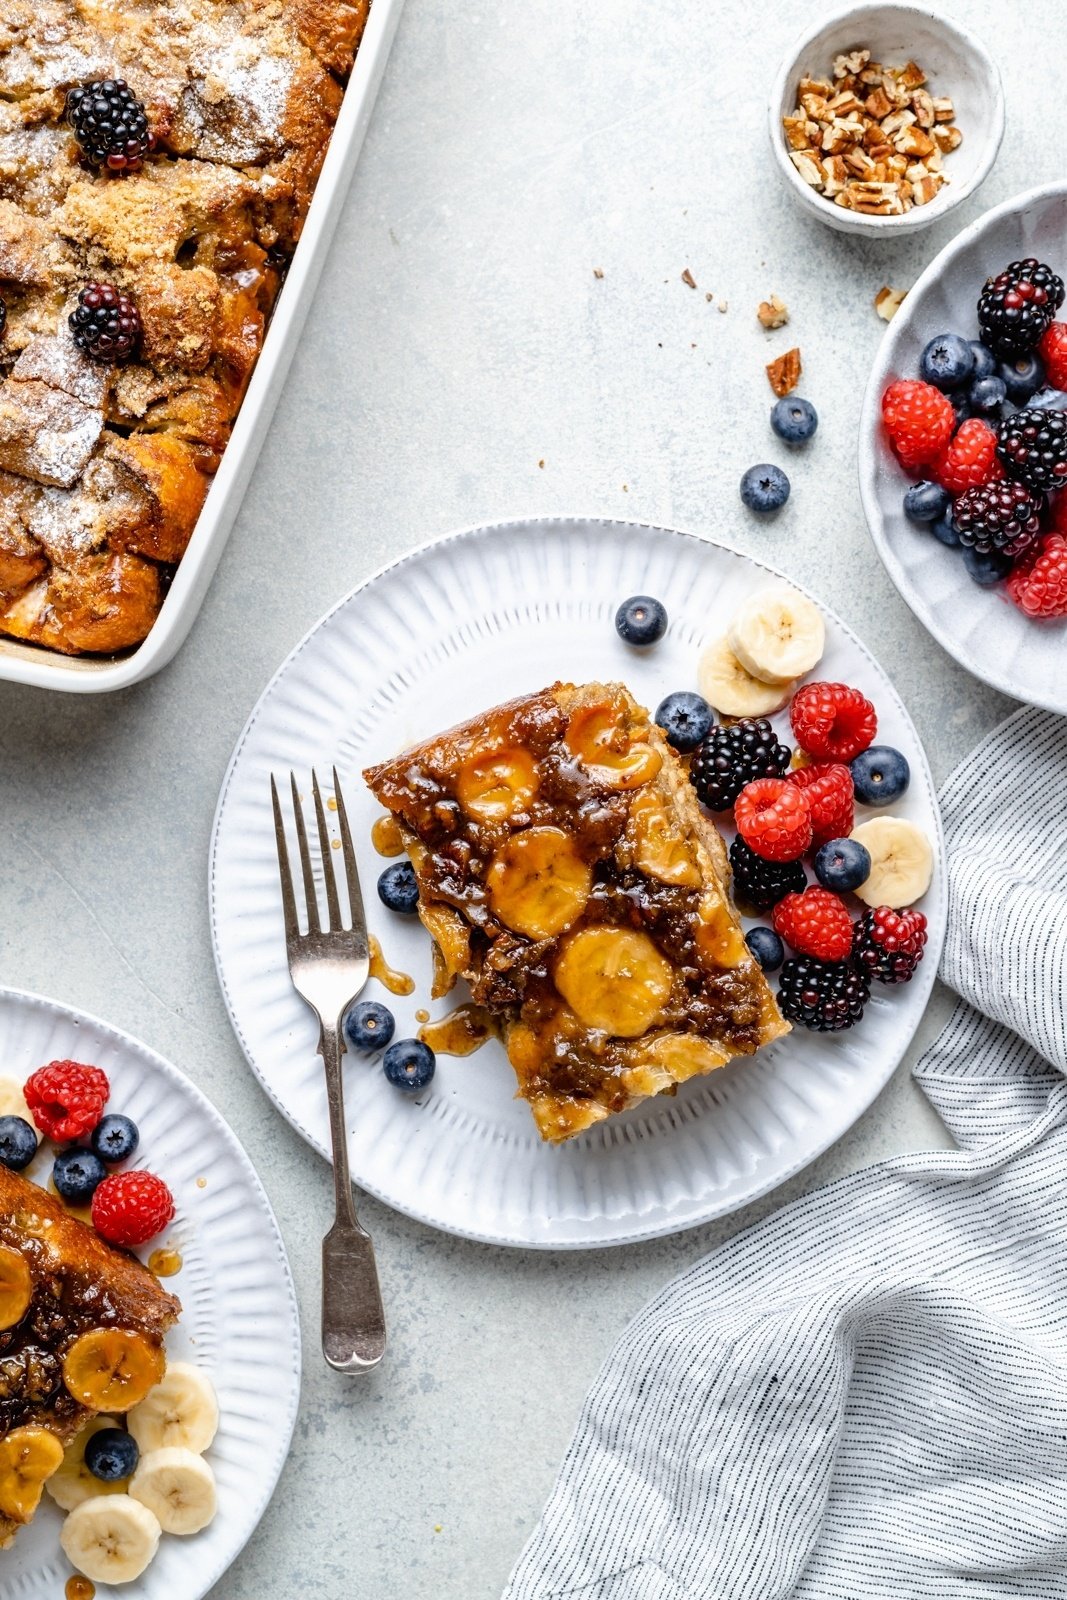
[505,705,1067,1600]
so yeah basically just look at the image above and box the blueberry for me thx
[962,546,1012,587]
[1000,352,1046,406]
[919,333,975,390]
[745,927,785,973]
[850,745,911,806]
[84,1428,139,1483]
[968,341,998,381]
[968,375,1006,417]
[382,1039,436,1092]
[52,1147,107,1205]
[740,464,790,513]
[814,837,872,892]
[377,860,418,914]
[0,1116,37,1172]
[654,691,713,752]
[1027,387,1067,413]
[345,1000,395,1053]
[615,595,667,646]
[903,480,950,523]
[90,1114,139,1164]
[930,511,962,548]
[770,396,818,444]
[949,391,973,426]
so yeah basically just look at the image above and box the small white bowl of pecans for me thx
[769,3,1003,236]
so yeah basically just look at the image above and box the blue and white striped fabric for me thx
[505,706,1067,1600]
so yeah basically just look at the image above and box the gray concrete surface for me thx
[0,0,1048,1592]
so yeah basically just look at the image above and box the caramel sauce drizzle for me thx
[418,1004,497,1058]
[148,1248,183,1279]
[370,815,404,857]
[368,935,415,996]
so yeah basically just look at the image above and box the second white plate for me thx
[0,987,300,1600]
[210,518,945,1248]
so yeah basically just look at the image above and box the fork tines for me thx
[270,767,367,944]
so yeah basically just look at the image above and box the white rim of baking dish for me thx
[0,0,406,694]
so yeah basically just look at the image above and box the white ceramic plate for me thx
[210,518,946,1249]
[0,987,300,1600]
[860,181,1067,714]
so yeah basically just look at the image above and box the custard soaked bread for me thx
[0,1164,179,1546]
[365,682,789,1142]
[0,0,370,655]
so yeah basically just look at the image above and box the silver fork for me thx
[270,767,386,1374]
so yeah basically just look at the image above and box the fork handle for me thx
[318,1020,386,1373]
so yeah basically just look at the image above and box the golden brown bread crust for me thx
[0,0,366,656]
[365,681,789,1143]
[0,1165,180,1546]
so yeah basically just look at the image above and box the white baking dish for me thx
[0,0,406,694]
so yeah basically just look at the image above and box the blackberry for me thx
[777,957,869,1032]
[728,835,805,913]
[66,80,152,172]
[69,283,142,365]
[851,907,928,986]
[689,718,790,811]
[996,407,1067,493]
[977,259,1064,357]
[951,481,1044,559]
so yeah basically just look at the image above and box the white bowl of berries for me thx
[860,182,1067,713]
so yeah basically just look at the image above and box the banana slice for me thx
[0,1427,64,1523]
[456,748,539,821]
[130,1447,217,1536]
[629,790,701,888]
[850,817,933,909]
[554,927,673,1037]
[63,1330,166,1413]
[695,895,749,970]
[60,1493,161,1584]
[487,826,592,939]
[0,1078,38,1143]
[127,1363,218,1456]
[47,1417,127,1510]
[0,1244,31,1331]
[564,703,662,789]
[727,585,825,685]
[698,637,796,718]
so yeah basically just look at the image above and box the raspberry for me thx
[787,762,854,846]
[688,718,791,811]
[777,957,870,1032]
[728,836,806,912]
[773,888,853,962]
[851,906,928,984]
[734,778,812,863]
[881,380,955,471]
[951,481,1044,559]
[997,408,1067,493]
[1038,322,1067,390]
[1006,534,1067,618]
[91,1171,175,1248]
[789,683,877,764]
[931,418,1004,496]
[24,1061,109,1143]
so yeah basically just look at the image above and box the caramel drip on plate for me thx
[415,1008,430,1024]
[368,935,415,996]
[148,1248,183,1279]
[418,1004,497,1058]
[66,1578,95,1600]
[371,815,404,857]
